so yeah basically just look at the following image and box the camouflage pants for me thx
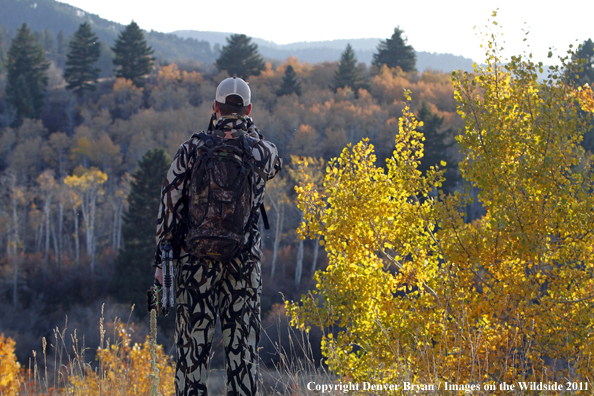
[174,250,261,396]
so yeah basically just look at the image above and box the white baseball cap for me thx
[215,77,251,106]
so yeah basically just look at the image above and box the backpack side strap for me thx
[259,203,270,230]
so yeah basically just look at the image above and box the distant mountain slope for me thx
[0,0,119,38]
[173,30,475,72]
[0,0,474,73]
[0,0,217,66]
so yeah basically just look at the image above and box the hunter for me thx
[152,76,282,396]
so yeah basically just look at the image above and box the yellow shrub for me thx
[68,324,175,396]
[0,334,21,396]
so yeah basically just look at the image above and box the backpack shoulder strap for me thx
[188,132,208,160]
[182,132,212,228]
[242,135,270,182]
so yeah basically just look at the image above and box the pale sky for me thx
[58,0,593,64]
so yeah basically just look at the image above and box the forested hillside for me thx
[0,0,217,72]
[0,14,464,367]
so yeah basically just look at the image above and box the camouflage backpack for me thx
[184,132,265,261]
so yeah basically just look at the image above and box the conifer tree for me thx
[570,38,594,86]
[0,25,11,72]
[5,23,49,127]
[110,148,170,316]
[277,65,302,96]
[372,27,417,72]
[64,22,101,98]
[332,44,367,93]
[0,26,5,72]
[215,34,265,79]
[111,21,154,87]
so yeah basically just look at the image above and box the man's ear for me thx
[245,103,252,115]
[213,101,223,118]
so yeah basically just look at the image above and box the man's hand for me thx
[154,267,164,286]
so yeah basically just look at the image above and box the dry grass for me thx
[4,303,593,396]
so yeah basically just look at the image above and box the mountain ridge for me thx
[0,0,475,72]
[173,30,475,72]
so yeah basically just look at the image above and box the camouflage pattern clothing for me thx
[156,115,282,396]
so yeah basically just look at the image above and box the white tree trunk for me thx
[79,189,98,271]
[57,202,64,265]
[11,181,20,309]
[295,239,304,289]
[89,194,97,271]
[35,221,43,253]
[73,207,80,267]
[80,199,90,259]
[294,211,305,288]
[311,237,320,276]
[270,202,284,280]
[112,199,124,251]
[117,201,123,250]
[43,192,52,274]
[51,221,59,267]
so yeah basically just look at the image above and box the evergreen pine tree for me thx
[111,21,154,87]
[215,34,265,79]
[64,22,101,98]
[276,65,302,96]
[110,148,170,316]
[372,27,417,72]
[0,26,6,73]
[5,23,49,127]
[332,44,367,93]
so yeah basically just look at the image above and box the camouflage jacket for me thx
[155,115,282,262]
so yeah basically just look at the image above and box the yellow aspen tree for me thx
[65,187,83,266]
[439,16,594,382]
[287,155,326,286]
[64,167,108,272]
[287,14,594,385]
[37,169,57,273]
[287,91,446,382]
